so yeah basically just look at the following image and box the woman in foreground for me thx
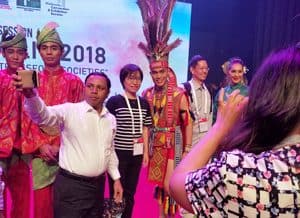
[170,45,300,217]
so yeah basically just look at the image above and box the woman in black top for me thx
[106,64,152,218]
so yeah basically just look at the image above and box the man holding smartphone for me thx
[1,22,84,218]
[13,72,123,218]
[29,22,84,218]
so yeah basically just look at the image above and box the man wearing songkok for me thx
[137,0,193,217]
[28,21,84,218]
[0,24,42,218]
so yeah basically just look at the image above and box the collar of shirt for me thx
[82,100,109,117]
[42,66,65,76]
[229,82,245,90]
[191,78,204,90]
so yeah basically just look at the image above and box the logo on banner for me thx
[0,0,11,9]
[17,0,41,10]
[46,0,70,16]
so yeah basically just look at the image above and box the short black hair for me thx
[119,64,143,89]
[85,72,111,90]
[188,55,207,69]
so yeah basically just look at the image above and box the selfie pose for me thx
[13,72,123,218]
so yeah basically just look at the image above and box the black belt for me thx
[59,168,104,183]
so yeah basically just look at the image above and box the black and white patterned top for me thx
[106,94,152,151]
[185,144,300,217]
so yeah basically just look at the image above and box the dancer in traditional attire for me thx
[137,0,193,217]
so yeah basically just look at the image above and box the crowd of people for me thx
[0,3,300,218]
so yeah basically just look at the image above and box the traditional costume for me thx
[31,22,84,218]
[137,0,192,215]
[0,25,44,218]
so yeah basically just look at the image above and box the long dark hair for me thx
[222,45,300,154]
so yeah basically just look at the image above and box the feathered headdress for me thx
[36,21,63,48]
[137,0,181,69]
[0,25,27,49]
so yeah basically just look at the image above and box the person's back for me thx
[170,45,300,217]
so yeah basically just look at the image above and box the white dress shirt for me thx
[25,96,120,180]
[189,79,212,145]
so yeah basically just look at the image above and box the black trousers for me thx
[54,168,105,218]
[108,150,143,218]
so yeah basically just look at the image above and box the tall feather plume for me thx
[162,38,182,55]
[162,0,176,36]
[148,18,158,50]
[136,0,149,22]
[157,3,166,40]
[137,0,181,61]
[138,42,150,58]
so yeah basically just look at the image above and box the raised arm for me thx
[169,89,248,212]
[12,74,64,127]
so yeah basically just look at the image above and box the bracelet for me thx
[184,144,192,153]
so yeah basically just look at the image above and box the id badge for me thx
[133,137,144,156]
[199,118,209,132]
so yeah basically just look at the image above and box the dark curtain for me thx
[186,0,300,86]
[253,0,300,68]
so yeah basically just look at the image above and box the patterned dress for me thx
[185,143,300,217]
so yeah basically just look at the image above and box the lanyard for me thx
[124,93,143,135]
[189,81,209,114]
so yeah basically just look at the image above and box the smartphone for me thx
[16,70,39,88]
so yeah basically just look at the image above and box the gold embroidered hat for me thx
[36,21,63,48]
[0,25,27,49]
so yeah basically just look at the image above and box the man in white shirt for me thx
[182,55,213,146]
[181,55,213,218]
[13,72,123,218]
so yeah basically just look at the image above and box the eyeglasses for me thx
[126,76,142,82]
[197,67,210,71]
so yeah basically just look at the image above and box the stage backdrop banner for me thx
[0,0,192,95]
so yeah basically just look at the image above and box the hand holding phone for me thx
[16,70,39,88]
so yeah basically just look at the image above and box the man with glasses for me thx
[180,55,213,217]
